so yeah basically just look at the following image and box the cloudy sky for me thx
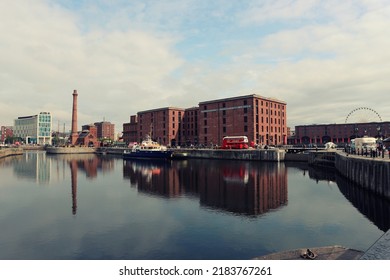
[1,0,390,134]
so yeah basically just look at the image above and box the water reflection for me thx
[336,174,390,232]
[13,151,51,183]
[67,155,115,215]
[289,162,390,232]
[123,160,182,197]
[8,153,390,228]
[1,152,389,259]
[123,159,288,216]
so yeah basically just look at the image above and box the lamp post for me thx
[377,126,382,140]
[354,127,359,138]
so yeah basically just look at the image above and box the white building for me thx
[14,112,52,145]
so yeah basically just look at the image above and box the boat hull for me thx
[123,150,173,160]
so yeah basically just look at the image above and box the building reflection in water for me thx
[292,162,390,232]
[68,155,115,215]
[123,159,288,216]
[123,160,182,197]
[336,173,390,232]
[12,152,389,230]
[13,151,51,184]
[196,161,288,215]
[46,154,115,215]
[70,159,78,215]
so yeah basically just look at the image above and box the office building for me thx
[13,112,52,145]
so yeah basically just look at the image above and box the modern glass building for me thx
[14,112,52,145]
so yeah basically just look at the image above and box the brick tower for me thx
[70,90,79,145]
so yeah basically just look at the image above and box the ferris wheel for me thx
[345,107,382,124]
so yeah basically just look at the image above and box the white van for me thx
[354,136,377,151]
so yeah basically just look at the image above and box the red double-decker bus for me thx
[221,136,249,149]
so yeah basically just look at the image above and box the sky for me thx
[1,0,390,134]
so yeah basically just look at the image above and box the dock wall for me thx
[45,146,96,154]
[335,152,390,200]
[0,148,23,159]
[183,148,285,161]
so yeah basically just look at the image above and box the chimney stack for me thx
[70,90,78,145]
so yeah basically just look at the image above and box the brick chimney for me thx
[70,90,79,145]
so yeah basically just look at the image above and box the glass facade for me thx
[14,112,52,145]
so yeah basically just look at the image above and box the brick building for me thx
[1,126,13,144]
[78,124,99,147]
[199,94,287,146]
[94,121,115,140]
[290,121,390,146]
[123,115,138,144]
[137,107,185,147]
[122,94,287,147]
[181,107,199,146]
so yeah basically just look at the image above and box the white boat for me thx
[123,135,173,160]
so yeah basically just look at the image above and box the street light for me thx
[377,126,382,140]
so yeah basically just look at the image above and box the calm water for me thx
[0,151,388,260]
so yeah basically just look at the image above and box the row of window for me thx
[202,125,285,135]
[202,116,285,126]
[203,99,285,111]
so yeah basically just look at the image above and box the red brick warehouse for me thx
[123,94,287,147]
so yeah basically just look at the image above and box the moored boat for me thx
[123,136,173,160]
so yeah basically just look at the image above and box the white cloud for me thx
[0,0,183,132]
[1,0,390,133]
[232,1,390,126]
